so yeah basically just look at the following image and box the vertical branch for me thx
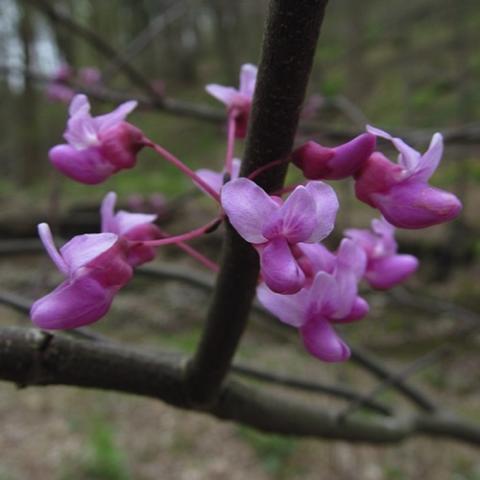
[185,0,330,406]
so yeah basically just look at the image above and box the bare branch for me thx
[232,362,393,416]
[1,326,480,446]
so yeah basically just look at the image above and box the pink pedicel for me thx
[101,192,163,267]
[346,217,418,289]
[292,133,376,180]
[49,95,144,184]
[206,63,257,139]
[221,177,339,294]
[30,224,132,330]
[354,126,462,229]
[258,239,368,362]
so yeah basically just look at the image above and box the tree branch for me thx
[184,0,330,406]
[1,326,480,446]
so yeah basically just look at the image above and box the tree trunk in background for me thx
[210,0,237,83]
[16,4,41,186]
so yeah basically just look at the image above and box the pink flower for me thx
[206,64,257,138]
[30,223,132,330]
[195,158,241,197]
[221,178,339,294]
[101,192,162,267]
[345,217,418,289]
[45,64,75,103]
[78,67,102,86]
[292,133,376,180]
[49,95,144,184]
[258,239,368,362]
[355,126,462,229]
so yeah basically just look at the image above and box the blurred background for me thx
[0,0,479,479]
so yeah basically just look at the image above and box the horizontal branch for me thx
[2,64,480,145]
[1,326,479,445]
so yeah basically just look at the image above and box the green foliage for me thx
[238,426,298,478]
[59,416,130,480]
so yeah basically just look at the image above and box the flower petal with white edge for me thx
[94,100,138,132]
[262,186,317,243]
[304,181,339,242]
[257,283,308,328]
[366,124,420,173]
[239,64,257,97]
[60,233,118,274]
[38,223,68,275]
[205,85,238,107]
[114,211,158,236]
[413,132,443,182]
[221,178,278,244]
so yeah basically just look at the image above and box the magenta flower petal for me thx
[257,283,308,328]
[366,125,421,173]
[307,271,337,316]
[372,181,462,229]
[195,158,242,196]
[259,237,305,294]
[37,223,68,275]
[30,274,116,330]
[292,133,376,180]
[333,296,370,323]
[221,178,278,243]
[300,317,350,362]
[414,133,443,182]
[366,254,418,289]
[114,211,158,236]
[205,85,238,106]
[60,233,118,274]
[94,100,138,132]
[239,64,257,96]
[296,243,336,277]
[304,181,339,242]
[49,144,114,184]
[335,238,367,281]
[262,186,317,243]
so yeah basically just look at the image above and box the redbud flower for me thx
[78,67,102,86]
[45,64,75,103]
[49,95,144,184]
[346,217,418,289]
[221,178,339,294]
[292,133,376,180]
[206,64,257,138]
[195,158,241,197]
[258,239,368,362]
[101,192,163,267]
[30,223,132,330]
[355,126,462,229]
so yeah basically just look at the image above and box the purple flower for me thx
[221,177,339,294]
[354,126,462,229]
[49,95,144,184]
[45,64,75,103]
[206,64,257,138]
[30,223,132,330]
[258,239,368,362]
[195,158,241,197]
[292,133,376,180]
[101,192,162,267]
[78,67,102,86]
[346,217,418,289]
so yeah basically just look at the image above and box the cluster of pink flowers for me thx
[33,64,462,363]
[46,65,102,103]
